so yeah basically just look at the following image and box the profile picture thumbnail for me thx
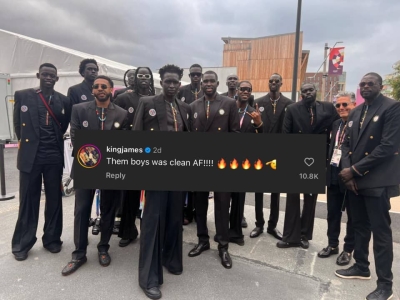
[77,144,101,168]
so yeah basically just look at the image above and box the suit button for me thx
[370,136,373,139]
[150,128,154,131]
[218,128,221,131]
[365,152,368,155]
[349,152,352,155]
[22,123,26,126]
[196,128,198,131]
[25,139,29,142]
[130,124,133,127]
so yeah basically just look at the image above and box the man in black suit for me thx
[221,74,239,98]
[251,73,294,240]
[277,83,339,249]
[61,75,129,276]
[113,68,136,98]
[335,73,400,300]
[12,63,71,261]
[318,92,355,266]
[134,64,191,300]
[188,70,240,269]
[229,81,263,246]
[67,59,98,105]
[113,67,156,247]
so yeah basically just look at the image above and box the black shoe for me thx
[44,242,63,253]
[336,251,352,266]
[335,265,371,280]
[250,227,263,238]
[318,246,339,258]
[61,257,87,276]
[219,249,232,269]
[365,287,393,300]
[267,228,283,240]
[98,252,111,267]
[276,241,300,248]
[229,238,244,246]
[241,217,248,228]
[119,238,133,247]
[188,242,210,257]
[142,286,162,300]
[300,236,309,249]
[14,252,28,261]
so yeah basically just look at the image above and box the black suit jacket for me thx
[114,87,133,99]
[239,106,264,133]
[255,93,294,133]
[113,92,141,128]
[341,94,400,190]
[132,94,191,132]
[177,84,204,105]
[67,81,95,106]
[13,88,71,173]
[190,94,240,133]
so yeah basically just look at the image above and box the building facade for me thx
[304,72,347,102]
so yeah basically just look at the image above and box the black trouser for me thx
[118,190,141,240]
[282,193,318,243]
[139,191,183,289]
[183,191,195,222]
[194,191,231,250]
[254,192,280,230]
[229,192,245,241]
[349,189,393,289]
[72,189,119,260]
[326,185,354,252]
[12,163,63,255]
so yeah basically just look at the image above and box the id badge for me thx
[330,148,342,167]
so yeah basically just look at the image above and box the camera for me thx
[92,217,101,235]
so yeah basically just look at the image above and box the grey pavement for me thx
[0,148,399,300]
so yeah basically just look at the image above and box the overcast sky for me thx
[1,0,399,94]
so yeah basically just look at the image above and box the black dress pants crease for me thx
[349,189,393,289]
[12,163,63,255]
[118,190,141,240]
[229,192,245,240]
[282,193,318,243]
[194,191,231,250]
[72,189,119,260]
[183,191,195,222]
[326,185,354,252]
[139,191,183,289]
[254,192,280,230]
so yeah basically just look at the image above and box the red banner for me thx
[328,47,345,75]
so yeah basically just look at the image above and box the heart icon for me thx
[304,158,314,167]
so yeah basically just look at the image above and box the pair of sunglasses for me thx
[137,74,151,79]
[335,103,349,108]
[359,82,374,87]
[93,84,109,89]
[239,87,252,92]
[269,79,280,84]
[189,72,202,77]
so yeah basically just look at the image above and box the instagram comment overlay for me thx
[73,131,326,193]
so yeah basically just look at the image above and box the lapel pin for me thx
[81,95,87,101]
[219,109,225,115]
[128,107,134,113]
[149,109,156,117]
[259,107,264,112]
[83,121,88,127]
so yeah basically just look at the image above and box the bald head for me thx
[226,74,239,90]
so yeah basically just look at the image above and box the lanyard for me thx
[239,104,248,128]
[335,121,347,149]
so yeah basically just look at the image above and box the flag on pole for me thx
[328,47,345,75]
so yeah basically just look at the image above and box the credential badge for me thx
[149,109,156,117]
[219,109,225,115]
[81,95,87,101]
[21,105,28,112]
[83,121,88,127]
[128,107,134,113]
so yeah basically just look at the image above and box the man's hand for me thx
[339,167,353,182]
[345,178,358,195]
[247,103,262,126]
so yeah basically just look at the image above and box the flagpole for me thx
[291,0,302,102]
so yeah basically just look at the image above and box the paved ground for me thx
[0,148,399,300]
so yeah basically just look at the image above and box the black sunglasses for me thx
[359,82,374,87]
[269,79,280,84]
[335,103,349,108]
[189,72,202,77]
[239,87,252,92]
[93,84,109,89]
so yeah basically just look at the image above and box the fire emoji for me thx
[230,159,239,169]
[242,159,251,170]
[266,159,277,170]
[254,159,263,170]
[218,158,227,169]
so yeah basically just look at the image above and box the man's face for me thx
[359,75,382,99]
[269,75,282,92]
[161,72,181,97]
[83,63,98,82]
[36,66,58,89]
[189,67,202,85]
[238,82,252,102]
[137,68,151,90]
[127,70,136,86]
[335,96,355,119]
[226,75,238,90]
[92,78,113,102]
[202,73,219,96]
[300,84,317,104]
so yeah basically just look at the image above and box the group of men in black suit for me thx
[11,58,399,300]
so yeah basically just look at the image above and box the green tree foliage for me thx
[388,63,400,101]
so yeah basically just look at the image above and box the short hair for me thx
[300,82,317,91]
[363,72,383,85]
[189,64,202,72]
[238,80,252,88]
[335,91,356,103]
[270,73,282,81]
[94,75,113,88]
[158,64,184,80]
[39,63,57,72]
[226,74,238,80]
[202,70,218,80]
[79,59,98,76]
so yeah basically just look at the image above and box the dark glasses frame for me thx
[93,84,109,89]
[239,87,252,92]
[359,82,375,88]
[335,103,349,108]
[269,79,280,84]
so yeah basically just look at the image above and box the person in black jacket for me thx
[67,58,98,105]
[318,91,355,266]
[335,73,400,300]
[12,63,71,261]
[113,68,136,98]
